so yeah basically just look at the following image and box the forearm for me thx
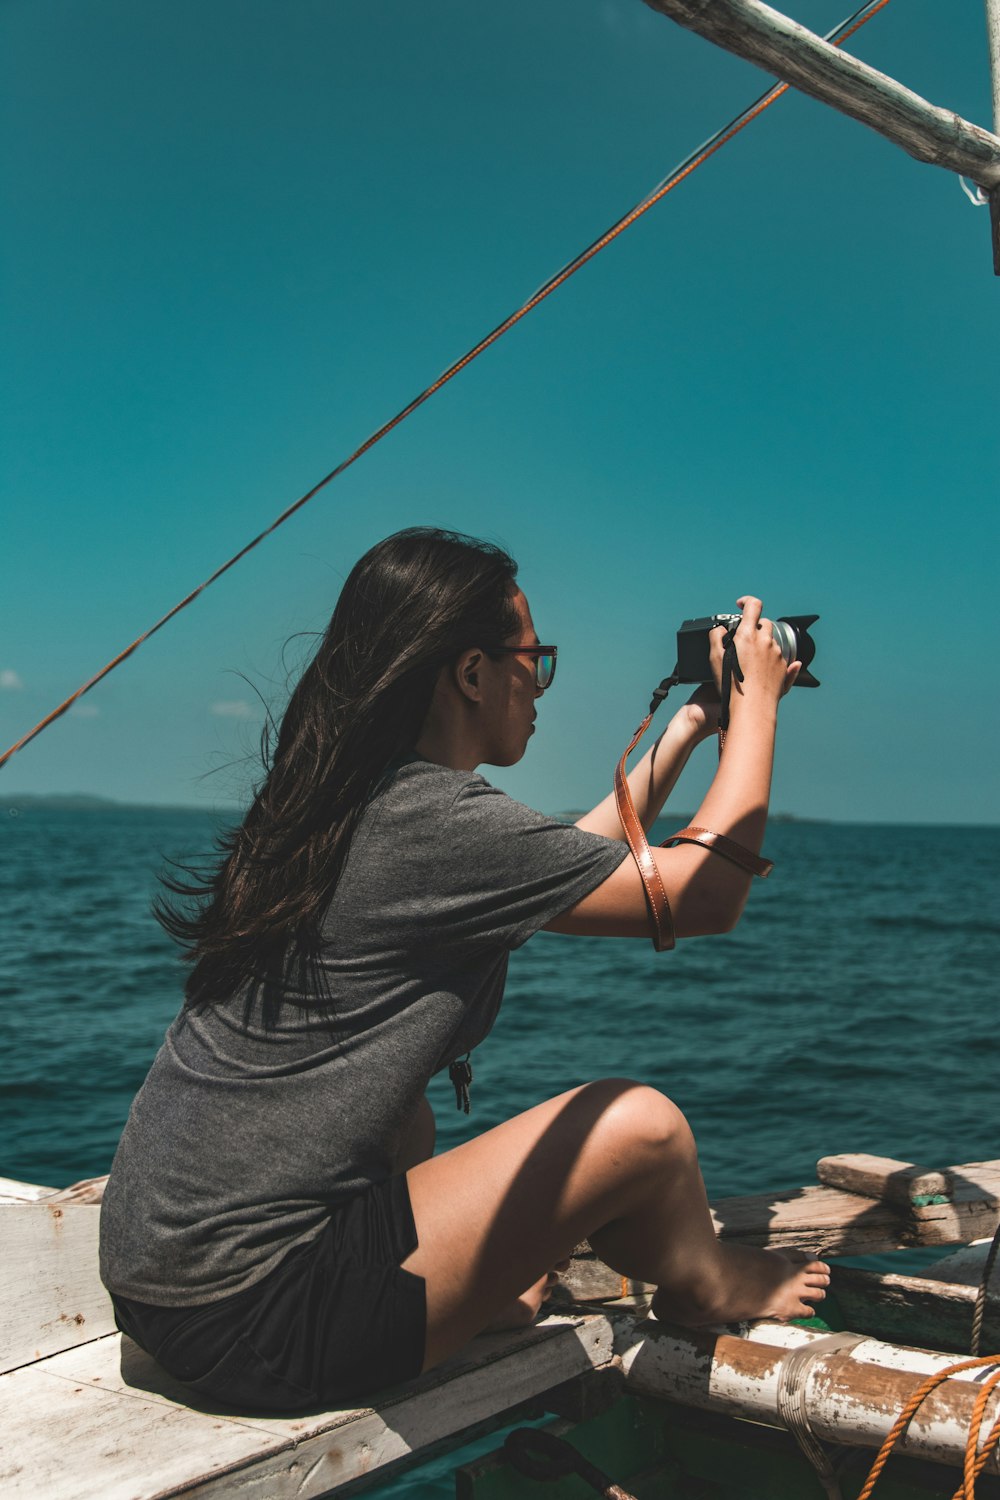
[575,708,710,840]
[671,696,778,931]
[692,700,777,850]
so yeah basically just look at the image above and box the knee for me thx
[586,1079,696,1168]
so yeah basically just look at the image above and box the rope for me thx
[0,0,893,772]
[959,1367,1000,1499]
[960,174,991,206]
[855,1354,1000,1500]
[775,1333,865,1500]
[971,1221,1000,1357]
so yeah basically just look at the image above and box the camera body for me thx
[676,613,820,687]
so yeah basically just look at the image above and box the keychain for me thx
[448,1053,473,1114]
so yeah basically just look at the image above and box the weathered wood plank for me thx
[988,0,1000,134]
[560,1258,654,1303]
[830,1264,1000,1356]
[0,1358,279,1500]
[640,0,1000,189]
[46,1174,108,1205]
[5,1314,614,1499]
[0,1176,56,1204]
[0,1203,116,1374]
[709,1160,1000,1255]
[816,1153,952,1207]
[620,1319,1000,1473]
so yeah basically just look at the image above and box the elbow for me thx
[716,881,752,934]
[699,901,741,937]
[681,883,749,938]
[673,894,738,939]
[716,900,743,935]
[657,852,752,940]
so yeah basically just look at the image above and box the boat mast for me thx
[641,0,1000,272]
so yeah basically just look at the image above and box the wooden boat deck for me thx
[0,1310,615,1499]
[3,1158,998,1498]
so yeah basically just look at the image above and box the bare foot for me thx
[482,1261,571,1333]
[651,1245,830,1327]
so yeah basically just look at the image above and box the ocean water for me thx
[2,804,998,1493]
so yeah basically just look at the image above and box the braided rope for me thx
[971,1221,1000,1357]
[856,1354,1000,1500]
[0,0,892,771]
[958,1367,1000,1500]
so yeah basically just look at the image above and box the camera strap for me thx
[614,708,678,952]
[614,656,772,951]
[718,626,743,740]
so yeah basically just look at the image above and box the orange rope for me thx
[856,1354,1000,1500]
[0,0,892,772]
[958,1367,1000,1500]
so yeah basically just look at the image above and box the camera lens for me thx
[770,620,797,665]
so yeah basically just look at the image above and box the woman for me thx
[99,526,828,1412]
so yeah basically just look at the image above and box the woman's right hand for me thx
[710,595,800,711]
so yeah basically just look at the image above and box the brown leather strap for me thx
[614,715,675,952]
[662,825,773,879]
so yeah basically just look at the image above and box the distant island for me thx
[4,792,240,813]
[553,810,828,826]
[6,792,121,809]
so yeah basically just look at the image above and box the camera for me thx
[675,613,820,687]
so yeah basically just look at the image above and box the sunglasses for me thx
[488,645,558,691]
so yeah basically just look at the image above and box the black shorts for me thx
[111,1174,426,1413]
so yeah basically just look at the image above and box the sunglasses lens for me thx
[536,653,555,690]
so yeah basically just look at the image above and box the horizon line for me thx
[4,791,998,830]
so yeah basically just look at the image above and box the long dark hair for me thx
[156,527,520,1005]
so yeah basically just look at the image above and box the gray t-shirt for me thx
[99,757,628,1305]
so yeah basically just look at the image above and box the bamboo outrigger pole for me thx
[987,0,1000,269]
[641,0,1000,272]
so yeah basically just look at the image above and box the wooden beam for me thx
[987,0,1000,271]
[620,1320,1000,1473]
[640,0,1000,190]
[709,1159,1000,1257]
[829,1263,1000,1356]
[987,0,1000,132]
[815,1153,952,1207]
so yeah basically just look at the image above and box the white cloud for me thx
[69,701,100,718]
[211,699,253,718]
[0,669,23,690]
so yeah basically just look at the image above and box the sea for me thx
[3,803,998,1496]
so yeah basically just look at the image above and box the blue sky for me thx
[2,0,997,822]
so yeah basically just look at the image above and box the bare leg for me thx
[402,1079,828,1371]
[395,1096,563,1332]
[481,1262,571,1333]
